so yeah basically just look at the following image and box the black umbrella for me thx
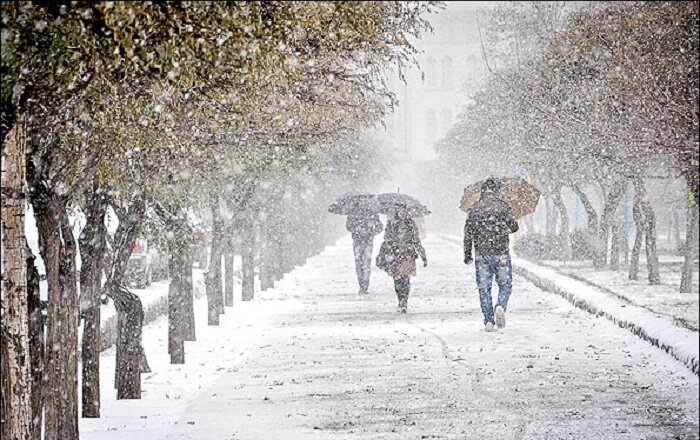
[376,193,431,217]
[328,193,380,216]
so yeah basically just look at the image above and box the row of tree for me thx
[1,2,440,439]
[435,1,698,290]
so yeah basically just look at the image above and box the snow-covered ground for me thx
[535,258,699,331]
[81,235,699,439]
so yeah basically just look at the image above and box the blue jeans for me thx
[353,237,373,292]
[475,254,513,324]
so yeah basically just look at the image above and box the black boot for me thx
[398,297,407,314]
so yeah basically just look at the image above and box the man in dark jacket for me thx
[464,178,519,331]
[347,200,384,294]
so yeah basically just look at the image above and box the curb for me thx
[438,233,699,375]
[511,260,699,375]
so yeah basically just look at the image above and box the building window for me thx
[440,108,453,136]
[441,56,452,89]
[425,57,437,88]
[425,109,437,144]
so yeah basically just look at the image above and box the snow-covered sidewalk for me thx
[441,234,700,376]
[82,235,699,439]
[510,258,699,375]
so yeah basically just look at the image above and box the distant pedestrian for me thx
[346,199,384,294]
[377,204,427,313]
[463,178,519,331]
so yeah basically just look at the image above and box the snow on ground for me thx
[81,235,699,440]
[536,258,699,331]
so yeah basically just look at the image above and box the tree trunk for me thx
[26,243,44,438]
[1,118,33,439]
[78,178,107,418]
[680,204,699,293]
[182,252,196,341]
[610,224,620,271]
[168,246,186,363]
[260,219,274,291]
[672,209,681,250]
[206,196,224,325]
[242,218,256,301]
[104,198,147,399]
[545,195,557,237]
[224,245,234,306]
[109,283,144,399]
[634,179,661,285]
[552,184,570,259]
[570,184,599,232]
[33,196,80,440]
[629,195,644,280]
[594,180,625,268]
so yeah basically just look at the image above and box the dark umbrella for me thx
[328,193,380,215]
[376,193,431,217]
[459,177,541,218]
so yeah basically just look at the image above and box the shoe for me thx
[494,305,506,329]
[398,298,407,314]
[398,306,407,314]
[484,322,496,332]
[358,288,368,295]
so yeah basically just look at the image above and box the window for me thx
[425,57,437,88]
[425,109,437,144]
[440,108,453,136]
[441,56,452,89]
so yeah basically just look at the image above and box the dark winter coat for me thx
[377,216,426,278]
[346,211,383,241]
[464,193,519,258]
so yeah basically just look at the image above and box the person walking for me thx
[463,178,519,331]
[377,204,427,313]
[346,199,384,294]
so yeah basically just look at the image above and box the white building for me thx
[376,1,492,194]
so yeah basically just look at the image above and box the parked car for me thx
[127,254,152,289]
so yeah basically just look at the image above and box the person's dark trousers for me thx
[394,276,410,304]
[352,236,373,293]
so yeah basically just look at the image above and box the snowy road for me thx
[83,235,699,440]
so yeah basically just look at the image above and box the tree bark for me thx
[634,179,661,285]
[78,178,107,417]
[680,204,699,293]
[224,245,235,306]
[260,218,274,291]
[629,195,644,280]
[104,198,147,399]
[242,217,256,301]
[544,195,557,237]
[1,118,33,440]
[206,196,224,325]
[109,283,144,399]
[182,252,196,341]
[594,180,625,268]
[570,184,598,237]
[167,249,185,364]
[26,244,44,438]
[610,223,620,271]
[33,196,80,440]
[672,209,681,250]
[552,184,570,259]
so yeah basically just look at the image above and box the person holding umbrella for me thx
[377,203,427,313]
[463,177,520,331]
[345,198,384,295]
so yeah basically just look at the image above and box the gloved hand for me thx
[464,256,473,265]
[422,258,428,267]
